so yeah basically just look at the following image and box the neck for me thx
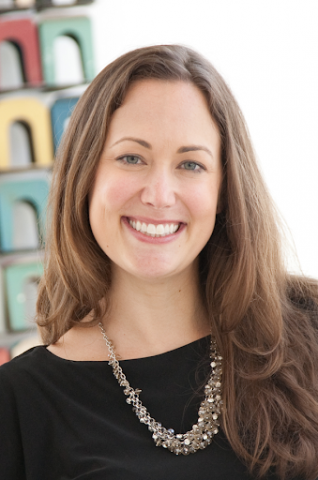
[102,263,210,359]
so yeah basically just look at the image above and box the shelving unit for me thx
[0,0,95,364]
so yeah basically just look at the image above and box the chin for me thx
[126,256,193,282]
[131,266,177,281]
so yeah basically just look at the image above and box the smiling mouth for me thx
[128,218,181,237]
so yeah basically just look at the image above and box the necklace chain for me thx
[99,323,223,455]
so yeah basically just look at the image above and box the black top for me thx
[0,337,299,479]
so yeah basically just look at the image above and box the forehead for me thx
[105,79,220,149]
[123,79,208,109]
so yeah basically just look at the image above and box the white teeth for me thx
[156,224,165,235]
[129,219,180,237]
[169,224,178,234]
[146,224,156,235]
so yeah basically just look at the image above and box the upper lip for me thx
[124,216,185,225]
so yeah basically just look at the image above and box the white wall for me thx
[91,0,318,278]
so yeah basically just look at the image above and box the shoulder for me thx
[0,347,50,416]
[0,345,46,369]
[0,346,48,384]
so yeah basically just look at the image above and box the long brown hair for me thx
[36,45,318,479]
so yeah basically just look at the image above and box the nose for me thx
[140,167,176,209]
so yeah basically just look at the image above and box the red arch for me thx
[0,18,42,87]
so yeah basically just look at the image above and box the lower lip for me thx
[122,217,186,244]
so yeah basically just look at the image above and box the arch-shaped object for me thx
[54,35,84,85]
[0,97,53,169]
[9,121,34,167]
[51,96,79,151]
[4,260,43,330]
[39,17,94,86]
[13,201,40,249]
[0,18,42,88]
[0,174,50,252]
[0,40,24,89]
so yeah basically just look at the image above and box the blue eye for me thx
[182,161,201,171]
[122,155,140,164]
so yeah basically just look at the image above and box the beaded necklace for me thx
[99,323,223,455]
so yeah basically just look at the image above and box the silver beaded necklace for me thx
[99,323,223,455]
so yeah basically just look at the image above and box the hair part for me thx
[36,44,318,479]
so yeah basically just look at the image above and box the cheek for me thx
[91,174,139,217]
[186,183,220,222]
[105,178,134,211]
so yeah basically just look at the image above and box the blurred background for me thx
[0,0,317,362]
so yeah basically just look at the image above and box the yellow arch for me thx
[0,97,53,169]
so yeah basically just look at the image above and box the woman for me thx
[1,45,318,480]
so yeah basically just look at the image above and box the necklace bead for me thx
[99,323,223,455]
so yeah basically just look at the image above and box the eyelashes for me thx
[180,161,203,172]
[116,155,205,172]
[117,155,142,165]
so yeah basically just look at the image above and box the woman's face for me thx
[89,79,222,282]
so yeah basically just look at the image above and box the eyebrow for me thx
[110,137,214,158]
[110,137,151,149]
[177,145,214,158]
